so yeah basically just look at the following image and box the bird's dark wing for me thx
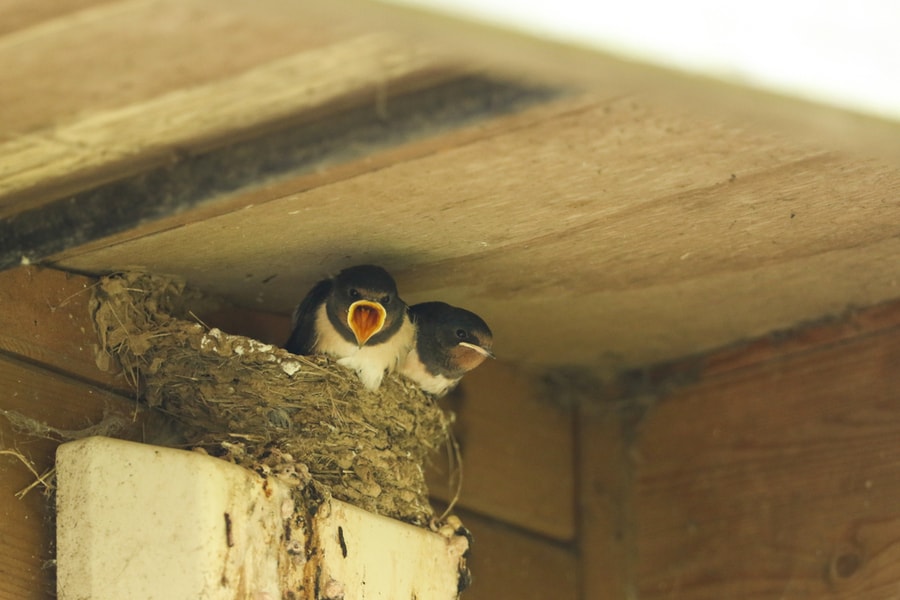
[284,278,332,355]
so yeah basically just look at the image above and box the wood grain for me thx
[0,0,114,37]
[318,0,900,163]
[50,93,900,372]
[0,355,143,600]
[0,266,125,390]
[2,75,553,270]
[0,0,355,141]
[3,0,900,379]
[578,400,639,600]
[0,30,449,214]
[629,317,900,599]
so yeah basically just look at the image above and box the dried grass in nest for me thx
[90,271,453,526]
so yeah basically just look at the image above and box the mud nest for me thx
[90,271,452,525]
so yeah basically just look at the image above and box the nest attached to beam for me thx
[89,272,451,525]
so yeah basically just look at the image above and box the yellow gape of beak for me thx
[347,300,387,346]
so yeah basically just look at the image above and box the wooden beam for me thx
[57,437,469,599]
[45,91,900,372]
[0,0,466,216]
[0,0,113,36]
[624,305,900,598]
[0,74,555,270]
[318,0,900,163]
[0,354,143,600]
[578,399,640,600]
[0,266,123,390]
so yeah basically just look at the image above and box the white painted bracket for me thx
[56,436,468,600]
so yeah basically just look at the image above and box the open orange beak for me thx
[347,300,387,346]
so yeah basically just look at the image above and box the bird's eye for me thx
[348,288,361,299]
[455,329,467,339]
[380,295,391,305]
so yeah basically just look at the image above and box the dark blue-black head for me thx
[410,301,494,377]
[329,264,405,346]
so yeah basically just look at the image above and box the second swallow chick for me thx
[400,301,494,397]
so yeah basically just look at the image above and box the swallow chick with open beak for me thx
[285,264,414,391]
[399,301,494,397]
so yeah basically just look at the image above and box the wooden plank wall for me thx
[0,265,578,600]
[4,264,900,600]
[581,301,900,599]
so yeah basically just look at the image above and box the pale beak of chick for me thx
[458,341,495,360]
[347,300,387,346]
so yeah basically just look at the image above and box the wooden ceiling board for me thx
[319,0,900,164]
[3,75,553,268]
[0,0,460,215]
[0,36,454,214]
[0,0,353,135]
[52,94,900,370]
[4,0,900,372]
[0,0,116,37]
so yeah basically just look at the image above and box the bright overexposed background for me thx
[383,0,900,121]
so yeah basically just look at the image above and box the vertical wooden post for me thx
[578,397,642,600]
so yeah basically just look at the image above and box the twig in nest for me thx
[0,408,131,441]
[187,310,209,330]
[439,428,464,522]
[17,467,56,499]
[0,449,56,498]
[47,280,101,312]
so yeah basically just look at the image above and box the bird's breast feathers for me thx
[314,304,414,390]
[400,348,460,396]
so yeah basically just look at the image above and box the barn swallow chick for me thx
[285,265,414,391]
[400,301,494,397]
